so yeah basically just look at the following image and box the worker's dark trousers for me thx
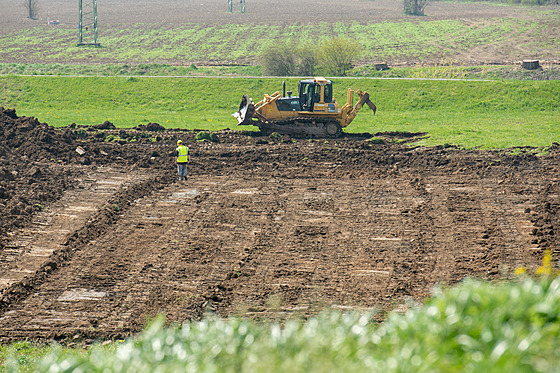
[177,163,188,181]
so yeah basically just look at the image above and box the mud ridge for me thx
[0,172,173,314]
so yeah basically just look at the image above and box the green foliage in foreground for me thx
[1,75,558,148]
[4,276,560,372]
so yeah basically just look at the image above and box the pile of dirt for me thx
[0,107,173,251]
[0,108,162,166]
[0,108,78,248]
[0,108,75,161]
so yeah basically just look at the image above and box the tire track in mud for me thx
[0,168,132,291]
[404,172,541,288]
[532,179,560,253]
[0,169,549,342]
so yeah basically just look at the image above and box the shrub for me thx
[260,41,297,76]
[404,0,429,15]
[315,37,363,77]
[295,42,316,76]
[260,41,317,76]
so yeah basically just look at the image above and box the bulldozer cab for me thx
[299,78,333,112]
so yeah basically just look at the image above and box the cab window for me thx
[324,84,333,103]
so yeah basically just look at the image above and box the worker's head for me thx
[177,140,183,146]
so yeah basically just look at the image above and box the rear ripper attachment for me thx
[233,77,376,138]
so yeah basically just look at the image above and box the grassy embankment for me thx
[0,75,558,148]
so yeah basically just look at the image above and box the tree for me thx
[404,0,428,16]
[260,41,297,76]
[260,38,363,77]
[23,0,39,19]
[260,41,316,76]
[295,42,316,76]
[315,37,363,77]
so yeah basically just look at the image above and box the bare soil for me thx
[0,107,558,344]
[0,0,540,29]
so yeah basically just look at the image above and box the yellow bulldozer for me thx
[233,77,376,138]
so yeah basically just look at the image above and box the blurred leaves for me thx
[10,274,560,372]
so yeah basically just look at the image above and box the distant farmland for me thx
[0,0,558,66]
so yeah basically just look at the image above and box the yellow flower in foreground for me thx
[516,249,559,277]
[536,249,557,276]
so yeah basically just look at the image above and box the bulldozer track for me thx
[259,117,342,138]
[0,139,556,343]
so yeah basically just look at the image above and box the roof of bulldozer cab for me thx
[300,77,332,85]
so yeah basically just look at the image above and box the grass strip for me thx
[1,75,558,148]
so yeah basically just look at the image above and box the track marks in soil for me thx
[0,168,137,291]
[0,140,557,343]
[419,174,540,283]
[0,168,548,341]
[0,166,171,340]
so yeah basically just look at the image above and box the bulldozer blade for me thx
[232,95,255,125]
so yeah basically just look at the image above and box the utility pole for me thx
[78,0,100,46]
[228,0,246,13]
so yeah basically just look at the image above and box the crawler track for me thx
[258,117,342,138]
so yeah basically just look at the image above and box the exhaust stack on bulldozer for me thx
[233,77,376,138]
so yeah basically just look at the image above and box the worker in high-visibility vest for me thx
[174,140,189,181]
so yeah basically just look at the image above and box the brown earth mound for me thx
[0,107,558,344]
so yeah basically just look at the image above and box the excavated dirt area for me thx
[0,107,559,344]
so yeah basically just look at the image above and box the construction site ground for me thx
[0,108,559,344]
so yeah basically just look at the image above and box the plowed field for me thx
[0,107,558,344]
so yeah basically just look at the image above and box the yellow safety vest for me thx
[176,145,189,163]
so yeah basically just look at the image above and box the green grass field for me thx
[1,75,558,148]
